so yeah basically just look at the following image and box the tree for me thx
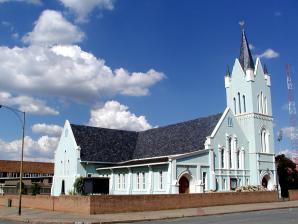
[73,177,85,195]
[275,154,298,198]
[16,181,26,194]
[31,183,40,195]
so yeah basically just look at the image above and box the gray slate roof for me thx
[71,113,222,163]
[239,29,254,71]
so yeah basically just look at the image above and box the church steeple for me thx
[239,29,254,71]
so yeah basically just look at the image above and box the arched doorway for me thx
[260,171,274,190]
[179,176,189,194]
[262,176,268,188]
[61,180,65,195]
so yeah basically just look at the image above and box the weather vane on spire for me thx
[239,20,245,30]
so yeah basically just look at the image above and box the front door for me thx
[179,176,189,194]
[262,176,268,188]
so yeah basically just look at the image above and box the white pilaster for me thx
[109,169,114,195]
[126,168,132,194]
[209,149,215,191]
[170,159,178,194]
[233,137,238,169]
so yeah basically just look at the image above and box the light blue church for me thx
[51,29,276,196]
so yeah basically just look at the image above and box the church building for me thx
[51,29,276,196]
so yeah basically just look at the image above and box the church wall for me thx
[211,109,249,191]
[96,164,169,195]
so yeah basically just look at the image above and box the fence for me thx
[0,191,281,214]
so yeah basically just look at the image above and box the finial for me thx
[239,20,245,31]
[225,65,231,77]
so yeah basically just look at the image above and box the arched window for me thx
[243,95,246,113]
[233,97,236,114]
[228,137,232,168]
[237,150,240,169]
[261,92,264,114]
[257,94,260,113]
[238,92,241,114]
[261,129,269,153]
[221,148,225,169]
[264,96,268,114]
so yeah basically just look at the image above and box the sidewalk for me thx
[1,200,298,224]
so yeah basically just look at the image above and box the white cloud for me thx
[0,91,59,115]
[280,126,298,140]
[277,149,298,159]
[32,123,63,136]
[274,12,282,16]
[89,100,152,131]
[59,0,114,23]
[0,135,58,161]
[0,0,41,5]
[22,10,84,46]
[0,45,165,104]
[257,48,279,59]
[1,21,11,26]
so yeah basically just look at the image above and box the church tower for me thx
[224,28,276,189]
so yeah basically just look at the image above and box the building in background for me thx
[0,160,53,195]
[52,29,276,196]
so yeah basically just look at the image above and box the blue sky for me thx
[0,0,297,161]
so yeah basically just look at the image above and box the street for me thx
[132,208,298,224]
[0,221,22,224]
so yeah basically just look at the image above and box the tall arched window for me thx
[238,92,241,114]
[261,92,264,114]
[237,150,240,169]
[228,137,232,168]
[261,129,269,153]
[233,97,236,114]
[221,148,225,168]
[264,96,268,114]
[243,95,246,113]
[257,94,260,113]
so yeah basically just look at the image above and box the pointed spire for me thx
[225,65,231,77]
[263,64,269,74]
[239,28,255,71]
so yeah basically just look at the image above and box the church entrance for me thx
[260,171,274,190]
[61,180,65,195]
[262,176,268,188]
[179,176,189,194]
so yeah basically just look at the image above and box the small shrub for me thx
[73,176,85,195]
[31,183,40,195]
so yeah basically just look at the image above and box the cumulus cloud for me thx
[257,48,279,59]
[0,91,59,115]
[0,0,41,5]
[32,123,63,136]
[59,0,114,22]
[89,100,152,131]
[22,10,84,46]
[0,45,164,104]
[0,135,58,161]
[277,149,298,159]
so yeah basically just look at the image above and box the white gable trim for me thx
[96,162,169,170]
[210,107,230,138]
[169,149,209,160]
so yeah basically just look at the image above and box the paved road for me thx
[0,220,22,224]
[133,208,298,224]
